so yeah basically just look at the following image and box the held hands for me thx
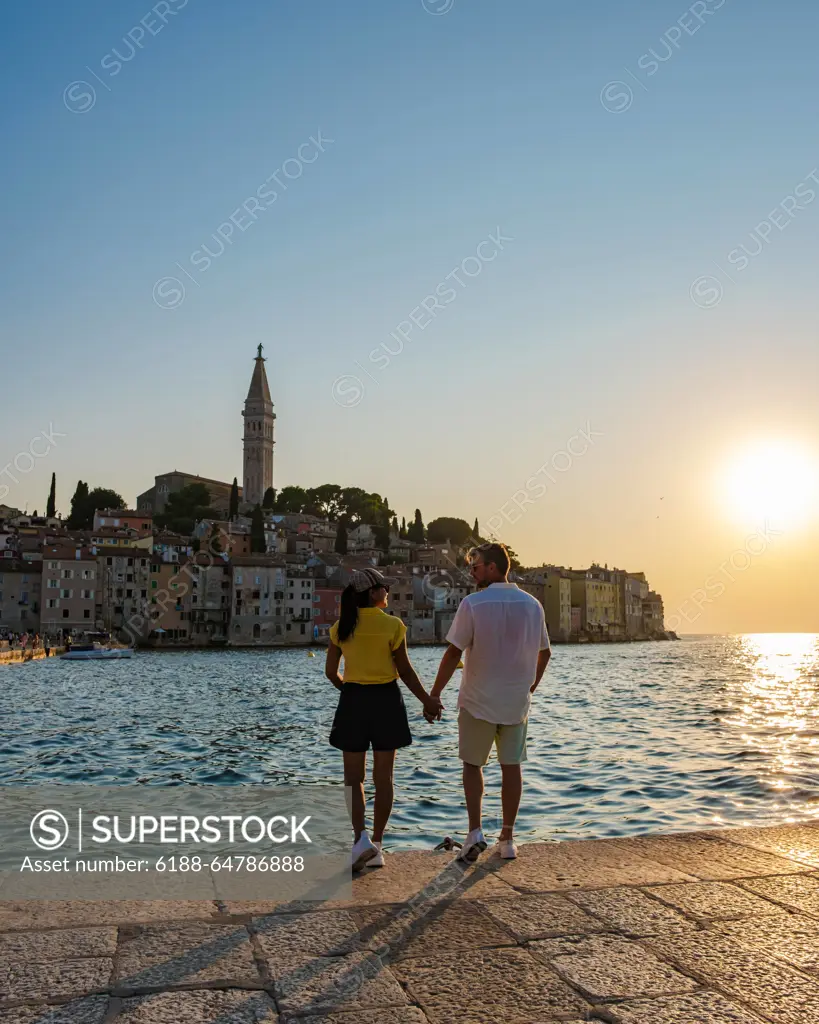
[422,694,444,723]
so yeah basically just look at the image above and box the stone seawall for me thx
[0,646,64,665]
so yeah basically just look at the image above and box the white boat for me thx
[61,644,133,661]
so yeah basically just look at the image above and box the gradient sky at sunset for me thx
[2,0,818,633]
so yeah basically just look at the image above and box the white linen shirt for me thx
[446,583,550,725]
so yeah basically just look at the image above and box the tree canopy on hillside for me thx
[154,484,214,536]
[426,517,474,546]
[269,484,392,525]
[66,482,126,529]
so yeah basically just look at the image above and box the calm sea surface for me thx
[2,634,818,849]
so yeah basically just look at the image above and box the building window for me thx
[62,609,69,618]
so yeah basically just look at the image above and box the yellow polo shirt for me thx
[329,608,407,684]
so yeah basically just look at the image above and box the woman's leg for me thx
[343,751,367,840]
[371,749,396,843]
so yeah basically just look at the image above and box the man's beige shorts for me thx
[458,707,528,766]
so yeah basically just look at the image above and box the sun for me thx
[719,439,819,530]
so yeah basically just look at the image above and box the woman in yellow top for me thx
[325,568,442,871]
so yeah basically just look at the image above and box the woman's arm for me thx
[324,642,344,690]
[392,641,443,719]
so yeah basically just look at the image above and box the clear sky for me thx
[2,0,818,633]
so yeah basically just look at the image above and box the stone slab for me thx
[738,872,819,917]
[224,855,512,913]
[567,886,695,936]
[713,825,819,867]
[115,989,277,1021]
[611,833,810,880]
[282,1010,430,1024]
[476,892,607,941]
[483,837,696,892]
[0,959,113,1005]
[113,923,261,991]
[603,990,769,1023]
[0,901,219,933]
[352,899,515,960]
[0,928,118,962]
[647,931,819,1024]
[714,913,819,974]
[647,881,784,921]
[392,947,590,1021]
[529,934,698,1001]
[275,952,409,1015]
[252,909,364,971]
[0,997,109,1024]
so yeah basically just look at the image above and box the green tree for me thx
[275,485,308,513]
[427,517,473,546]
[473,518,480,539]
[66,484,125,529]
[373,522,391,554]
[308,484,343,518]
[391,515,399,532]
[229,478,239,519]
[154,484,213,536]
[407,509,425,544]
[399,516,408,539]
[250,505,266,553]
[46,473,56,518]
[334,519,348,554]
[262,487,276,510]
[66,480,89,529]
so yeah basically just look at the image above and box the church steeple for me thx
[242,345,275,508]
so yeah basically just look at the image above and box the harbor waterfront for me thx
[3,634,818,850]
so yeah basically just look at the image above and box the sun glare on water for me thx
[719,439,819,531]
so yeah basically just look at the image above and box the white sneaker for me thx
[497,838,518,860]
[350,832,378,872]
[367,841,384,868]
[457,828,488,863]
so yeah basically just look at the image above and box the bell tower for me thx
[242,344,275,507]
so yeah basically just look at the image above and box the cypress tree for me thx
[46,473,56,518]
[250,505,266,553]
[335,520,348,554]
[407,509,425,544]
[229,478,239,520]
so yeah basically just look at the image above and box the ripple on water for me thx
[2,637,819,846]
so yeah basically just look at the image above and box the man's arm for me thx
[530,647,551,693]
[393,642,443,719]
[324,642,343,690]
[430,643,463,703]
[431,599,472,711]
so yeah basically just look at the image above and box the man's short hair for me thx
[468,542,510,575]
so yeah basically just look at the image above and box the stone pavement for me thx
[2,822,819,1023]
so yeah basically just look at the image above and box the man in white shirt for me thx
[428,543,551,861]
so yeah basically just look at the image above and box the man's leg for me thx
[463,761,484,832]
[343,751,367,840]
[496,719,528,842]
[499,763,522,839]
[372,749,396,842]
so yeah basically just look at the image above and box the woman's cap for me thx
[350,567,399,592]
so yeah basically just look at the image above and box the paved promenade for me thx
[2,822,819,1022]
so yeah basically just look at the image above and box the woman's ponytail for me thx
[337,584,372,642]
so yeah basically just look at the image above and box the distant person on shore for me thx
[325,567,443,871]
[428,542,550,861]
